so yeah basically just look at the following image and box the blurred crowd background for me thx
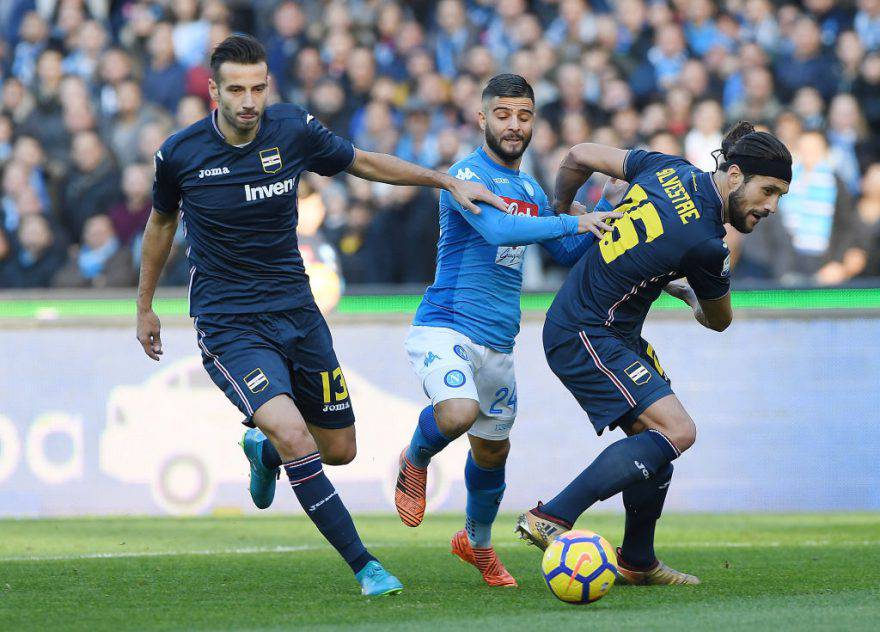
[0,0,878,291]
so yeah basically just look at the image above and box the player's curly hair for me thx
[714,121,792,179]
[210,34,267,81]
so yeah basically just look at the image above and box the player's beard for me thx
[485,125,532,163]
[727,184,754,233]
[220,102,261,135]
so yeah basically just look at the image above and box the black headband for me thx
[726,154,792,184]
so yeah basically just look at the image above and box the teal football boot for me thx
[240,428,279,509]
[355,561,404,597]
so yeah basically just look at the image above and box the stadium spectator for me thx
[5,214,65,288]
[774,17,838,102]
[859,165,880,275]
[855,0,880,51]
[106,80,171,168]
[835,30,866,93]
[60,131,120,243]
[107,163,153,246]
[53,213,135,288]
[265,1,307,95]
[854,52,880,134]
[142,22,188,114]
[433,0,477,78]
[827,94,872,194]
[685,100,724,172]
[727,67,783,126]
[778,131,868,284]
[0,226,13,287]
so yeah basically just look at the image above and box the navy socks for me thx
[540,429,679,526]
[261,436,282,470]
[283,452,376,575]
[621,462,674,568]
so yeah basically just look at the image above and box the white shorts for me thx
[404,325,517,441]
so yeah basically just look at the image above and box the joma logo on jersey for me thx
[198,167,229,178]
[259,147,283,173]
[244,178,295,202]
[243,368,269,393]
[625,362,651,385]
[500,196,538,217]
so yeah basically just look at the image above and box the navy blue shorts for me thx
[543,319,673,434]
[194,304,354,429]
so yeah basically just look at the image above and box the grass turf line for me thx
[0,513,878,631]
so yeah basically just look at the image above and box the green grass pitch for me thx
[1,512,878,631]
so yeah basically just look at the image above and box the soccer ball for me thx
[541,529,618,604]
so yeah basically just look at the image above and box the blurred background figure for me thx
[0,0,877,291]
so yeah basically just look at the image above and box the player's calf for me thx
[395,402,477,527]
[465,440,508,549]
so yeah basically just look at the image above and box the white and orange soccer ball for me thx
[541,529,618,604]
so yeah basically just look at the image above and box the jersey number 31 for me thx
[599,184,664,264]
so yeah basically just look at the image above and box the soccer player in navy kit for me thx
[135,35,507,597]
[516,122,792,585]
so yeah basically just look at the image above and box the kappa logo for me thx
[198,167,230,178]
[424,352,442,367]
[722,252,731,277]
[243,368,269,393]
[625,361,651,385]
[259,147,283,174]
[634,460,650,479]
[455,167,479,181]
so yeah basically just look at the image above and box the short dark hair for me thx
[210,34,267,80]
[717,121,792,179]
[481,73,534,104]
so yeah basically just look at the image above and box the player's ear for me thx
[477,110,486,133]
[727,164,744,191]
[208,77,219,101]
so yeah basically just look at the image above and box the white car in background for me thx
[100,356,466,515]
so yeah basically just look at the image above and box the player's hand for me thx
[137,308,163,361]
[567,201,588,216]
[576,210,623,238]
[664,280,697,307]
[602,177,629,207]
[446,178,508,214]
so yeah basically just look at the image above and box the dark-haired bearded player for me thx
[516,122,792,586]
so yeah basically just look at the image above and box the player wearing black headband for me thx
[516,122,792,586]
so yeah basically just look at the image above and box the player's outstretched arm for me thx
[345,148,508,214]
[136,209,179,361]
[554,144,629,215]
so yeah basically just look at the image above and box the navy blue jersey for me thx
[152,104,354,316]
[547,150,730,342]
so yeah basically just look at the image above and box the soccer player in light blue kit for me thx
[394,75,620,587]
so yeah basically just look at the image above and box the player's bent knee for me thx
[322,443,356,466]
[435,399,480,437]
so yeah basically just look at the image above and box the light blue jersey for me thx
[414,147,594,353]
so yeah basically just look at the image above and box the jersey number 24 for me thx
[599,184,664,264]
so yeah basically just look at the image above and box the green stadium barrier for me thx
[1,287,880,320]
